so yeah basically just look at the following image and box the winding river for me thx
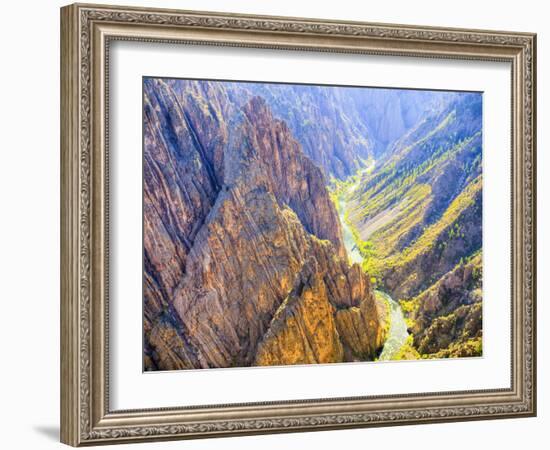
[336,168,410,361]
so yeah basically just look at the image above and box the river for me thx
[376,291,410,361]
[336,166,410,361]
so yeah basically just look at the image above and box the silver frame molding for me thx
[60,3,536,446]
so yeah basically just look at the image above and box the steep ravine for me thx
[336,173,410,361]
[340,93,483,359]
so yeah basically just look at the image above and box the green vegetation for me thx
[396,252,483,358]
[343,207,383,281]
[391,335,421,360]
[399,297,419,315]
[385,175,481,270]
[341,175,481,285]
[429,337,482,359]
[328,190,342,214]
[366,183,431,260]
[352,125,478,223]
[330,95,483,363]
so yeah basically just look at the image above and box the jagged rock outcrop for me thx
[334,296,387,361]
[254,256,387,366]
[254,260,346,366]
[224,84,451,178]
[403,252,482,357]
[143,79,385,370]
[225,83,373,179]
[239,98,345,258]
[143,78,231,368]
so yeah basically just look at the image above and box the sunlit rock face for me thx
[143,79,385,370]
[405,252,483,358]
[254,256,387,367]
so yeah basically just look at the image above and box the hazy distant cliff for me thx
[208,82,446,179]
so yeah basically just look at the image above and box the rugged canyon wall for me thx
[143,78,387,370]
[254,255,388,366]
[344,88,454,156]
[226,83,372,179]
[348,94,482,296]
[346,93,483,357]
[382,177,482,300]
[143,79,230,370]
[402,252,482,358]
[213,82,446,179]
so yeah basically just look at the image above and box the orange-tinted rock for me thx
[255,258,385,366]
[254,261,345,366]
[143,79,386,370]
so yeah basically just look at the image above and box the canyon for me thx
[143,78,483,370]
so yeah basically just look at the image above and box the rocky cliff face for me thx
[402,252,482,358]
[238,97,346,258]
[254,254,387,366]
[212,82,448,179]
[143,79,230,369]
[224,83,372,179]
[143,78,386,370]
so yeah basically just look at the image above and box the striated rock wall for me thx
[382,177,482,300]
[143,78,386,370]
[143,78,230,368]
[224,83,373,179]
[254,260,346,366]
[224,83,451,178]
[239,97,346,258]
[254,255,387,367]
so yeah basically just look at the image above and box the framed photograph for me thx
[60,3,537,446]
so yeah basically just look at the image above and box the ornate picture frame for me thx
[60,3,536,446]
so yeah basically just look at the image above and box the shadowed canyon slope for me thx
[404,252,482,358]
[143,79,387,370]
